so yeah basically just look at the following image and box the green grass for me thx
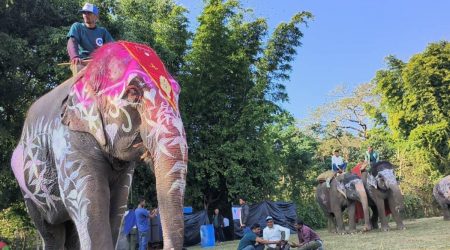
[187,217,450,250]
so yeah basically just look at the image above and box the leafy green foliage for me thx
[179,0,312,209]
[0,202,38,243]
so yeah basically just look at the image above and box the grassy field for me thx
[187,217,450,250]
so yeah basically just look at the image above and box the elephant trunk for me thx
[141,109,188,249]
[388,180,404,213]
[355,182,371,231]
[154,150,187,249]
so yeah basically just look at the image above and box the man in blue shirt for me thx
[135,198,158,250]
[237,224,280,250]
[364,145,379,171]
[67,3,114,70]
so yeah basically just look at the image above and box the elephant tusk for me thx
[140,150,150,160]
[133,142,144,148]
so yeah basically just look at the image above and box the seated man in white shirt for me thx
[331,149,347,173]
[263,216,291,250]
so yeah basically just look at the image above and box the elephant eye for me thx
[124,79,144,103]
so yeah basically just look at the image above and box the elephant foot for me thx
[443,216,450,221]
[397,225,406,230]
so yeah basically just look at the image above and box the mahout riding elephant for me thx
[361,161,405,231]
[10,41,188,249]
[316,173,371,234]
[433,175,450,220]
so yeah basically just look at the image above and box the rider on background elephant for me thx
[361,161,406,231]
[433,175,450,220]
[11,41,188,249]
[316,173,371,234]
[364,145,379,171]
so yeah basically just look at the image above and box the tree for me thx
[374,41,449,174]
[179,0,312,209]
[371,41,450,216]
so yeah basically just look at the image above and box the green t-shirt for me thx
[237,231,257,250]
[67,22,114,59]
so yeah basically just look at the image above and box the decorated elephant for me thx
[316,173,371,234]
[433,175,450,220]
[361,161,405,231]
[10,41,188,249]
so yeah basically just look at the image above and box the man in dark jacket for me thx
[239,197,250,232]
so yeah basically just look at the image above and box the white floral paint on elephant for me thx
[52,123,92,247]
[142,93,188,196]
[11,118,61,212]
[11,117,93,247]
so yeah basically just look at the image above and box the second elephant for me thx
[433,175,450,220]
[362,161,406,231]
[316,173,371,234]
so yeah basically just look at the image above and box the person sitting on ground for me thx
[290,219,323,250]
[67,3,114,73]
[364,145,379,171]
[263,216,291,250]
[237,223,281,250]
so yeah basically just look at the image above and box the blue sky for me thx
[176,0,450,119]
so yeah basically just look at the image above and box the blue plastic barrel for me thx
[200,224,215,248]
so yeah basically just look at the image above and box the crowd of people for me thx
[235,197,323,250]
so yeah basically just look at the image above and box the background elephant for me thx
[361,161,405,231]
[433,175,450,220]
[10,42,188,249]
[316,173,371,234]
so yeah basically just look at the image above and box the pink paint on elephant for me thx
[12,41,187,249]
[73,41,181,110]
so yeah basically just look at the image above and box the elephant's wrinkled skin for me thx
[433,175,450,220]
[10,42,188,249]
[316,173,371,234]
[361,161,405,231]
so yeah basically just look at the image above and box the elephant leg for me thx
[64,220,80,250]
[327,216,336,233]
[370,205,379,229]
[61,163,113,250]
[110,166,135,247]
[334,210,345,234]
[387,196,405,230]
[442,203,450,220]
[347,203,356,233]
[375,198,389,231]
[24,199,66,249]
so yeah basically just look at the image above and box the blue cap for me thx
[79,3,99,16]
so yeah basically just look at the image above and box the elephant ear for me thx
[61,79,107,146]
[336,181,347,199]
[367,174,377,189]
